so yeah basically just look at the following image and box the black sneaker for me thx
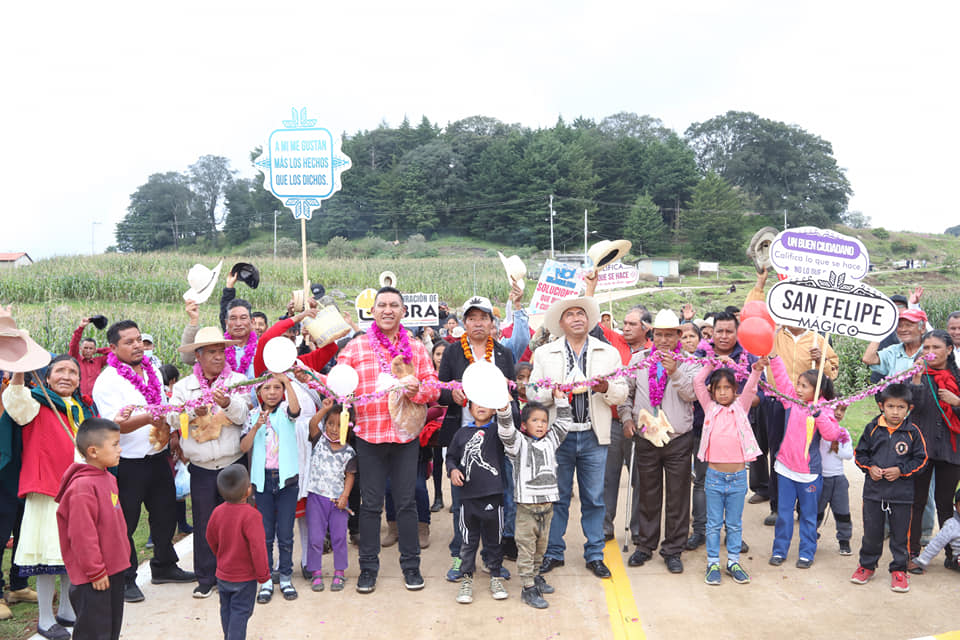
[192,584,215,599]
[403,568,425,590]
[539,557,564,574]
[151,566,196,584]
[521,585,548,609]
[124,581,145,603]
[534,574,555,594]
[685,533,705,550]
[628,548,651,567]
[839,540,852,555]
[356,570,377,593]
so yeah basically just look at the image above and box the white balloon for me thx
[461,361,511,409]
[327,364,360,396]
[262,337,298,373]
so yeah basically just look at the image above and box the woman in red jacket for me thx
[1,355,97,640]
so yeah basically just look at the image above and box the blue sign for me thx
[254,108,352,220]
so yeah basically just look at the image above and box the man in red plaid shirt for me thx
[337,287,439,593]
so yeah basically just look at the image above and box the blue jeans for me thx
[217,579,256,640]
[772,472,821,561]
[256,469,298,577]
[546,429,608,563]
[705,468,747,565]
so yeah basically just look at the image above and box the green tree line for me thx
[114,110,855,260]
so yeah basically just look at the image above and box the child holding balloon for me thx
[693,358,765,585]
[767,340,848,569]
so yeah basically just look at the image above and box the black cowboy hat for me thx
[89,315,108,330]
[230,262,260,289]
[310,282,326,300]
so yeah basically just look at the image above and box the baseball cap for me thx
[462,296,494,318]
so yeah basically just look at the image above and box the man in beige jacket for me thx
[619,309,699,574]
[529,297,627,579]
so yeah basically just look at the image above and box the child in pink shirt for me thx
[694,358,764,586]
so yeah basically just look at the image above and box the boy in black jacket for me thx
[851,384,928,592]
[447,400,507,605]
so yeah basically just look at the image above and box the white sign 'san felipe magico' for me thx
[254,108,352,220]
[765,272,898,342]
[769,226,870,281]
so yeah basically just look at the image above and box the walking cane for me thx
[623,436,637,552]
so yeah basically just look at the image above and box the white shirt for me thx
[818,438,854,478]
[92,364,163,459]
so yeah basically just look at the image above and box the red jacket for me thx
[68,325,110,397]
[56,463,131,584]
[206,502,271,583]
[253,318,338,377]
[20,403,84,499]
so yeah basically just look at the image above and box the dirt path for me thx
[51,465,959,640]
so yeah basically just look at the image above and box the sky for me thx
[3,0,957,259]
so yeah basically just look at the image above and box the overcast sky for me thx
[3,0,956,259]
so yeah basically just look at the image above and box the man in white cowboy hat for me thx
[437,291,523,581]
[92,320,196,603]
[182,295,258,396]
[617,309,699,574]
[166,328,249,599]
[529,296,628,579]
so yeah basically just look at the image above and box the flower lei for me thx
[224,330,257,374]
[107,351,163,405]
[461,334,494,364]
[648,342,682,408]
[193,361,234,395]
[369,322,413,372]
[700,342,750,381]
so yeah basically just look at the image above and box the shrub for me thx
[679,258,697,274]
[890,240,917,254]
[326,236,352,259]
[873,228,889,240]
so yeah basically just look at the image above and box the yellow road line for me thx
[602,540,646,640]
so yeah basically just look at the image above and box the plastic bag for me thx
[174,460,191,500]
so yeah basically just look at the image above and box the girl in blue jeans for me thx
[241,374,301,604]
[693,359,765,585]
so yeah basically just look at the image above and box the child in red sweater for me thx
[56,417,130,640]
[206,464,270,640]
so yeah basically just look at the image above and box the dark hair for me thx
[922,329,960,382]
[948,311,960,323]
[878,383,913,405]
[724,306,740,315]
[106,320,139,346]
[516,361,533,375]
[432,341,447,357]
[679,321,702,340]
[45,354,81,392]
[323,403,356,428]
[251,311,268,324]
[375,286,403,303]
[217,463,250,503]
[80,337,96,347]
[160,364,180,386]
[521,400,549,425]
[798,369,835,400]
[76,417,119,458]
[713,311,739,329]
[707,367,738,393]
[226,299,252,316]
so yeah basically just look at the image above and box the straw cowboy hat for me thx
[379,271,398,288]
[497,252,527,291]
[183,260,223,304]
[177,326,243,353]
[587,239,632,272]
[746,227,778,274]
[543,296,601,337]
[0,316,51,372]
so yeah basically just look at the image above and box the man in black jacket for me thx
[438,294,521,580]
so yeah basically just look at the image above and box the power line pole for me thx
[273,210,279,258]
[583,208,588,258]
[549,194,555,259]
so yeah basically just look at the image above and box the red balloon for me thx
[739,317,775,356]
[741,300,775,331]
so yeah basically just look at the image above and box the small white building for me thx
[636,259,679,278]
[0,252,33,269]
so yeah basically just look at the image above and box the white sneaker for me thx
[490,576,508,600]
[457,576,474,604]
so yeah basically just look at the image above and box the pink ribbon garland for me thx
[122,354,934,420]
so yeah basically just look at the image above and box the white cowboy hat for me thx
[543,296,601,338]
[177,326,243,353]
[462,361,511,409]
[746,226,778,274]
[262,337,298,373]
[0,317,51,373]
[497,252,527,291]
[379,271,398,288]
[587,239,632,272]
[651,309,681,330]
[183,260,223,304]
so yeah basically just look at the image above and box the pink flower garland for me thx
[107,352,163,405]
[369,322,413,372]
[648,342,682,407]
[224,330,257,374]
[193,361,234,395]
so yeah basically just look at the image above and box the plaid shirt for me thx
[337,331,439,444]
